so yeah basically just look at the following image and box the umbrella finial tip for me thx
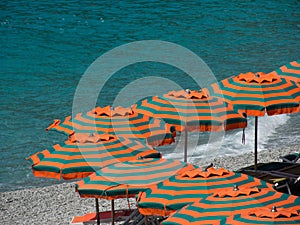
[271,206,277,212]
[185,89,191,94]
[233,184,239,191]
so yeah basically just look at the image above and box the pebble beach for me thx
[1,145,299,225]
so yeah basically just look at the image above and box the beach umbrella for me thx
[27,133,161,225]
[162,185,300,225]
[75,158,196,224]
[134,89,247,162]
[27,133,160,180]
[136,167,272,217]
[75,157,196,200]
[225,206,300,225]
[268,60,300,83]
[208,72,300,169]
[46,105,176,147]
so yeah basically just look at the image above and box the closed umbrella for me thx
[162,186,300,225]
[134,89,247,162]
[46,105,176,147]
[27,133,160,180]
[268,60,300,83]
[208,72,300,169]
[136,167,271,216]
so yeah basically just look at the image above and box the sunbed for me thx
[237,161,300,196]
[280,152,299,163]
[71,209,134,224]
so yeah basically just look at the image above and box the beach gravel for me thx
[1,145,298,225]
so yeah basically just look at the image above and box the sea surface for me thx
[1,0,300,192]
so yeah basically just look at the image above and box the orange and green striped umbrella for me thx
[134,89,247,132]
[134,89,247,162]
[46,105,176,147]
[225,206,300,225]
[208,72,300,169]
[136,167,272,217]
[268,60,300,83]
[209,72,300,117]
[75,158,197,200]
[162,186,300,225]
[27,133,160,180]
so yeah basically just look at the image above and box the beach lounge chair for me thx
[280,152,299,163]
[71,209,134,225]
[237,162,300,196]
[71,208,163,225]
[122,208,164,225]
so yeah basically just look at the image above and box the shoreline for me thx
[1,145,299,225]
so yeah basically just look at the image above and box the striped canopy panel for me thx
[75,158,197,200]
[136,167,272,216]
[162,187,300,225]
[268,60,300,83]
[225,206,300,225]
[209,72,300,117]
[46,105,176,147]
[27,133,160,180]
[134,90,247,132]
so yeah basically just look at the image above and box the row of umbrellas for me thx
[27,60,300,224]
[136,167,300,225]
[136,167,271,216]
[75,161,300,224]
[38,60,300,168]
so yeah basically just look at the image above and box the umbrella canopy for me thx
[75,158,197,200]
[209,72,300,116]
[27,133,160,180]
[134,89,247,161]
[226,206,300,225]
[134,89,247,132]
[268,60,300,83]
[136,167,272,216]
[162,186,300,225]
[46,105,176,147]
[208,72,300,169]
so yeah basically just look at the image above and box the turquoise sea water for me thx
[1,0,300,192]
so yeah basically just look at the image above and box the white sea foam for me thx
[162,114,290,163]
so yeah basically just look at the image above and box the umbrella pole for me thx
[95,198,100,225]
[145,215,149,225]
[111,199,115,225]
[184,127,188,163]
[254,116,258,170]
